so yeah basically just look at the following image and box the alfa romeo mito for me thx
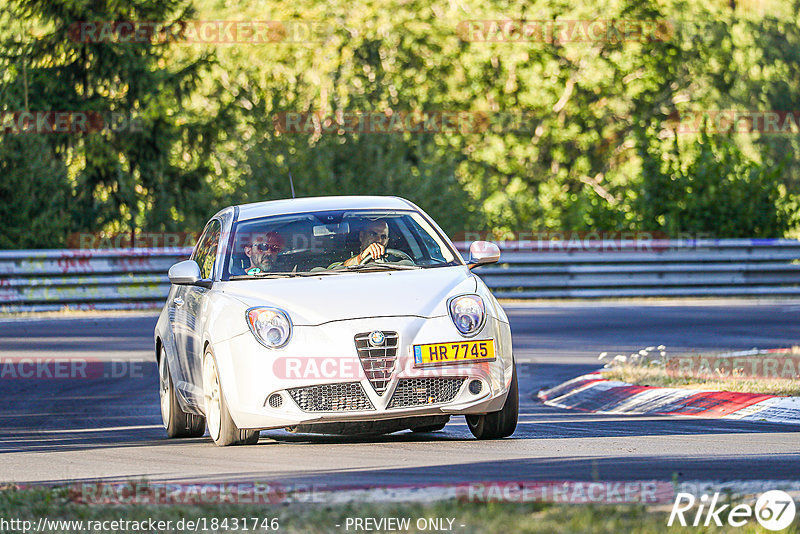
[154,196,517,446]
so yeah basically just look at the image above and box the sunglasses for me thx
[254,243,281,252]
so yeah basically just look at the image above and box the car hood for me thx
[219,266,477,326]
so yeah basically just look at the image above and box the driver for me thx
[342,219,389,266]
[243,231,284,274]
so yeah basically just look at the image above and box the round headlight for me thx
[448,295,485,337]
[246,307,292,348]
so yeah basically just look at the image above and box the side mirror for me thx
[168,260,207,286]
[468,241,500,269]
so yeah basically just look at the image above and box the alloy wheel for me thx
[158,349,171,428]
[203,353,222,441]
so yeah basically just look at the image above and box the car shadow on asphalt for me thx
[1,363,798,456]
[29,451,800,488]
[208,453,800,486]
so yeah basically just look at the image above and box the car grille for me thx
[354,331,398,395]
[387,377,466,409]
[287,382,375,412]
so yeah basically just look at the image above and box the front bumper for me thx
[211,315,514,430]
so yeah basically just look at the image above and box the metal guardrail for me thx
[1,239,799,312]
[0,248,193,313]
[456,239,800,299]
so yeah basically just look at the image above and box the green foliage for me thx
[1,0,799,247]
[638,128,792,237]
[239,133,479,234]
[0,0,228,242]
[0,136,71,248]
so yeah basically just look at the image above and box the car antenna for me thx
[288,170,296,199]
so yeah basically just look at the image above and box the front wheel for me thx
[159,347,205,438]
[466,363,518,440]
[203,349,260,446]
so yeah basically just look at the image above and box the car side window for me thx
[192,219,221,280]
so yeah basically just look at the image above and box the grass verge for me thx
[602,346,800,396]
[602,365,800,396]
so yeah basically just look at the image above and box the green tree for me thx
[0,0,227,242]
[0,136,71,248]
[638,128,792,237]
[2,0,800,248]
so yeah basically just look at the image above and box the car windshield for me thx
[223,209,461,279]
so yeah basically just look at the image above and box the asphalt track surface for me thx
[1,301,799,487]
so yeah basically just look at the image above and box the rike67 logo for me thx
[669,490,796,530]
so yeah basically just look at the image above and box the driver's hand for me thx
[359,243,385,262]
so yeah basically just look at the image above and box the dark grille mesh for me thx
[387,377,466,409]
[287,382,374,412]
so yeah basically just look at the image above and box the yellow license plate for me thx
[413,339,495,367]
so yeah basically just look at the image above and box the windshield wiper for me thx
[229,273,296,280]
[229,263,421,279]
[229,269,344,280]
[343,263,421,272]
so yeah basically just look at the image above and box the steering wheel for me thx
[358,248,414,264]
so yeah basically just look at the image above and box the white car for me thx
[155,196,517,446]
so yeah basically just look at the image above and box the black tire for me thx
[203,349,260,446]
[466,363,518,440]
[410,423,447,433]
[159,347,206,438]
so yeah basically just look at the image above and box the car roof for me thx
[232,195,418,222]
